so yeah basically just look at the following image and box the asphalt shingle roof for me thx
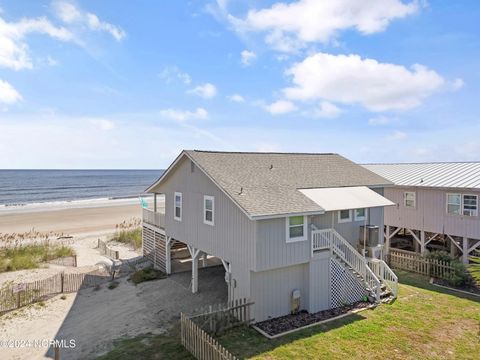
[182,151,391,217]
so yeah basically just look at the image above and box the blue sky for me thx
[0,0,478,169]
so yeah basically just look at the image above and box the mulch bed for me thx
[431,278,480,295]
[255,301,372,336]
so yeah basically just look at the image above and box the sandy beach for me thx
[0,201,143,235]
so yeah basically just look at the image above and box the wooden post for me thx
[420,231,426,255]
[166,237,172,274]
[462,237,469,264]
[61,272,64,293]
[54,344,60,360]
[73,255,77,267]
[16,291,21,309]
[154,193,157,212]
[192,254,199,293]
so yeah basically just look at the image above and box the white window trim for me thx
[404,191,416,208]
[354,208,367,221]
[286,215,307,243]
[174,192,182,221]
[338,210,352,223]
[463,194,478,217]
[446,193,462,216]
[203,195,215,226]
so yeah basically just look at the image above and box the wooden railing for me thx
[367,258,399,298]
[142,208,165,229]
[388,249,455,279]
[312,228,381,301]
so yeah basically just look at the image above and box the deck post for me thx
[187,245,201,293]
[462,237,469,264]
[166,236,172,274]
[154,193,157,212]
[420,231,426,255]
[385,225,391,255]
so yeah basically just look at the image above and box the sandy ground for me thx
[0,266,227,360]
[0,203,142,235]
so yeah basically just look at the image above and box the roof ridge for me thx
[364,161,480,165]
[189,150,337,156]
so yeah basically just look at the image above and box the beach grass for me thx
[98,271,480,360]
[111,218,142,249]
[0,243,75,272]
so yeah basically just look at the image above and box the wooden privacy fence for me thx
[0,268,110,314]
[98,239,120,260]
[388,249,455,278]
[181,298,254,360]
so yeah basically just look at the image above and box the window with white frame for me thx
[338,209,352,223]
[404,191,416,208]
[354,208,366,221]
[204,195,215,225]
[286,216,306,242]
[447,193,461,215]
[463,194,478,216]
[174,192,182,221]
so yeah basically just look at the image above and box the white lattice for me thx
[330,257,368,309]
[142,226,155,263]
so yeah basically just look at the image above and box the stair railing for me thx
[367,258,398,298]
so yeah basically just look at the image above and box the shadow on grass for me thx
[396,270,480,303]
[217,312,368,359]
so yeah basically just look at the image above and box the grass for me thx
[0,243,75,272]
[97,271,480,360]
[129,267,166,285]
[112,228,142,250]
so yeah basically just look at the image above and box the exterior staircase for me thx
[312,227,398,304]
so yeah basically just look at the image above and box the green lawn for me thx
[98,271,480,360]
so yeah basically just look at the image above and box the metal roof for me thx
[363,162,480,189]
[148,150,392,218]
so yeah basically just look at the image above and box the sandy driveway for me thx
[0,266,227,360]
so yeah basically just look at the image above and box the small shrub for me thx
[112,229,142,250]
[469,252,480,285]
[426,250,453,262]
[445,260,471,287]
[60,295,67,300]
[108,281,119,290]
[130,267,166,285]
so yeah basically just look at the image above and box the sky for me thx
[0,0,478,169]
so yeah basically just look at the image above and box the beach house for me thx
[364,162,480,264]
[142,150,398,322]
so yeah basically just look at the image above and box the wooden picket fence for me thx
[181,298,254,360]
[48,255,77,267]
[0,268,111,314]
[98,239,120,260]
[388,249,455,278]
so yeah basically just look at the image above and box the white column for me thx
[187,245,201,293]
[385,225,391,255]
[154,193,157,212]
[166,236,172,274]
[202,252,207,267]
[420,231,426,255]
[462,237,469,264]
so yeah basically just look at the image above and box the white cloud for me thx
[0,79,22,104]
[53,1,126,41]
[159,66,191,85]
[284,52,449,112]
[159,107,208,122]
[368,116,394,125]
[229,0,419,52]
[228,94,245,102]
[311,101,342,118]
[240,50,256,66]
[188,83,217,99]
[0,15,73,70]
[90,118,114,130]
[388,130,407,140]
[265,100,297,115]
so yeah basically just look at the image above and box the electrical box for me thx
[291,289,301,314]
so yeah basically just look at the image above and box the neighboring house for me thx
[143,150,397,322]
[364,162,480,264]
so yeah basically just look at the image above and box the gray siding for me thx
[250,263,309,322]
[384,187,480,239]
[255,217,310,271]
[154,157,256,299]
[308,252,330,313]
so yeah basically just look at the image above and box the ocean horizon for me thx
[0,169,164,206]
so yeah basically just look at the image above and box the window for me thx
[463,195,478,216]
[174,192,182,221]
[204,195,215,226]
[404,191,416,208]
[447,194,461,215]
[354,208,366,221]
[286,216,307,242]
[338,209,352,223]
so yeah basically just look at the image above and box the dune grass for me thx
[0,243,75,272]
[111,218,142,249]
[98,271,480,360]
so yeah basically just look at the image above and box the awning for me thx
[299,186,395,211]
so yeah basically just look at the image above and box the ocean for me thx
[0,170,163,207]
